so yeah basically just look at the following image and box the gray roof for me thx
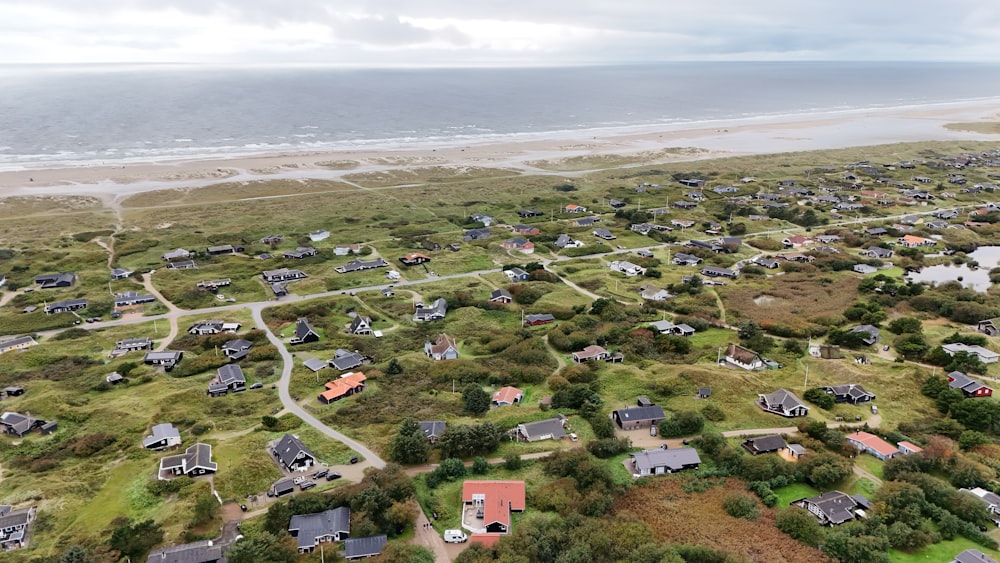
[145,540,223,563]
[288,507,351,550]
[759,389,808,413]
[419,421,446,439]
[490,289,512,301]
[0,336,35,352]
[143,423,180,448]
[949,371,991,394]
[295,318,319,341]
[799,491,863,525]
[216,364,246,386]
[330,350,365,371]
[952,550,1000,563]
[303,358,328,372]
[518,417,566,440]
[745,434,787,453]
[345,535,387,559]
[274,434,316,470]
[631,447,701,473]
[614,405,666,423]
[414,298,448,320]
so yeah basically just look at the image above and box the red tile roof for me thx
[470,533,503,547]
[462,481,526,529]
[897,441,923,453]
[846,431,898,458]
[492,386,523,405]
[319,372,366,402]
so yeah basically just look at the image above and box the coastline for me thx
[1,98,998,199]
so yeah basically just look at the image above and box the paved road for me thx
[250,306,386,469]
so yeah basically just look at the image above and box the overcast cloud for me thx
[1,0,998,65]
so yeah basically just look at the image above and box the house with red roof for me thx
[846,431,898,460]
[501,238,534,254]
[898,234,933,248]
[492,386,523,407]
[563,204,586,213]
[317,372,367,404]
[399,253,432,266]
[461,480,526,534]
[897,441,923,456]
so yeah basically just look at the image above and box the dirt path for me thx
[411,502,454,563]
[0,291,17,308]
[543,264,601,301]
[707,288,727,324]
[542,335,567,374]
[137,274,182,350]
[852,464,883,486]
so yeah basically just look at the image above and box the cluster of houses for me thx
[0,411,57,437]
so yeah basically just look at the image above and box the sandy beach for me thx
[1,99,998,200]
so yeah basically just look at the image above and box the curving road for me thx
[250,305,386,469]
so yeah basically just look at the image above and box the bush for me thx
[722,493,760,520]
[658,411,704,438]
[803,388,835,410]
[587,438,632,459]
[701,404,726,422]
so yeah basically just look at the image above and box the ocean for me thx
[1,61,1000,168]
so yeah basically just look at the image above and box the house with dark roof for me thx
[518,209,543,218]
[318,372,367,404]
[290,318,320,344]
[222,338,253,360]
[793,491,870,525]
[145,539,224,563]
[864,246,894,260]
[823,384,876,404]
[629,448,701,477]
[400,253,432,266]
[513,224,540,235]
[283,246,319,259]
[593,228,616,240]
[516,417,566,442]
[272,433,318,472]
[115,337,153,354]
[158,443,217,480]
[951,549,999,563]
[425,334,459,360]
[110,267,133,280]
[0,336,37,355]
[524,313,555,327]
[850,325,880,346]
[187,320,241,335]
[462,481,526,534]
[420,421,447,443]
[961,487,1000,525]
[143,351,183,370]
[489,289,512,304]
[34,272,77,288]
[167,259,198,270]
[701,266,738,279]
[262,268,308,283]
[947,371,994,398]
[44,298,87,314]
[503,267,529,281]
[612,404,666,430]
[758,389,809,418]
[724,343,765,371]
[464,228,491,242]
[0,505,36,551]
[672,252,703,266]
[414,298,448,322]
[345,535,388,560]
[348,315,374,335]
[501,237,535,253]
[846,431,898,460]
[142,423,181,450]
[329,349,366,371]
[288,507,351,553]
[742,435,787,455]
[335,258,389,274]
[0,412,47,437]
[207,364,246,396]
[574,216,600,227]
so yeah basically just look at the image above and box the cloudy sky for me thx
[1,0,998,65]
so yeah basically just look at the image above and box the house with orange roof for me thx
[492,386,523,407]
[897,441,923,456]
[563,204,587,213]
[501,238,535,254]
[399,253,432,266]
[425,334,459,360]
[846,431,898,460]
[461,480,526,534]
[898,234,934,248]
[317,372,367,404]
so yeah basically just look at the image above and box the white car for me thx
[444,530,468,543]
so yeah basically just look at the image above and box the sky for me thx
[1,1,998,66]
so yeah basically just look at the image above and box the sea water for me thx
[1,61,1000,168]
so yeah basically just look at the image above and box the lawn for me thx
[773,482,821,509]
[890,537,1000,563]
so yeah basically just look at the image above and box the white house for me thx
[609,260,646,277]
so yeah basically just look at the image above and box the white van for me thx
[444,530,468,543]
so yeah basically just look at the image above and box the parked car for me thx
[249,382,263,389]
[444,530,468,543]
[350,457,360,464]
[299,480,317,490]
[326,472,342,481]
[240,504,247,512]
[313,469,328,479]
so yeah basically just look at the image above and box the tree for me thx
[894,333,929,360]
[108,519,163,560]
[658,411,704,437]
[192,491,221,526]
[261,415,279,430]
[803,388,835,410]
[385,358,403,375]
[59,545,93,563]
[462,384,491,415]
[887,317,922,334]
[722,493,760,520]
[775,507,824,547]
[959,430,991,450]
[472,456,489,474]
[226,532,297,563]
[390,418,430,464]
[802,453,852,487]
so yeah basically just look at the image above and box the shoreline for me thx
[1,98,999,199]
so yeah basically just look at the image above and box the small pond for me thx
[905,246,1000,292]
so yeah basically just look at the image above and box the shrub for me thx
[803,388,835,410]
[701,404,726,422]
[722,493,760,520]
[658,411,704,438]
